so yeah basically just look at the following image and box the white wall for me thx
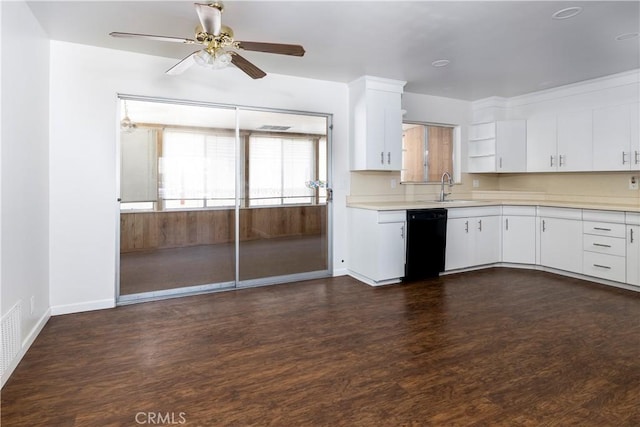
[1,1,51,385]
[49,41,350,313]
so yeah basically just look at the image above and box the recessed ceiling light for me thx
[431,59,450,68]
[552,6,582,20]
[615,32,640,41]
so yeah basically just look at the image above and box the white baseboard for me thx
[50,298,115,316]
[332,268,348,277]
[1,308,51,388]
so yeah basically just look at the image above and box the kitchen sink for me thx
[432,199,476,203]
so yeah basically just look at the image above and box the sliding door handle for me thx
[326,188,333,202]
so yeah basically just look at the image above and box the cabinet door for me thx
[368,89,403,170]
[376,222,406,281]
[473,216,501,266]
[627,225,640,287]
[557,110,593,171]
[496,120,526,172]
[527,114,557,172]
[540,217,583,273]
[631,103,639,169]
[445,218,471,270]
[366,90,388,169]
[502,216,536,264]
[593,104,631,171]
[384,104,403,170]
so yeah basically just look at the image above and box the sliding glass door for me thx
[117,97,330,302]
[237,109,329,285]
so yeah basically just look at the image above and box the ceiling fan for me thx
[110,2,305,79]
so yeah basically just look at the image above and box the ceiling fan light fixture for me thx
[194,48,232,69]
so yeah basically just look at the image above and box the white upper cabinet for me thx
[526,113,557,172]
[468,120,526,173]
[527,110,593,172]
[593,103,640,171]
[557,109,593,171]
[349,76,406,171]
[631,103,640,168]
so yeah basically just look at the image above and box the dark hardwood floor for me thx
[2,268,639,426]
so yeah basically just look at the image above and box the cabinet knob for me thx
[622,151,628,165]
[381,152,384,165]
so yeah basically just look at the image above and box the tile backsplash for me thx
[348,171,640,207]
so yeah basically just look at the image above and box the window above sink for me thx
[401,122,461,184]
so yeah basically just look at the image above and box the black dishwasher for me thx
[405,209,448,281]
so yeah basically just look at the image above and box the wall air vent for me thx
[1,302,21,378]
[258,125,291,131]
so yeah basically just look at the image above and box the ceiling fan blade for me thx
[110,32,196,44]
[236,41,305,57]
[195,3,222,36]
[166,51,198,75]
[231,53,266,79]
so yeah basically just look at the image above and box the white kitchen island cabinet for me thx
[348,76,406,171]
[347,208,406,286]
[445,207,501,271]
[538,207,583,274]
[502,206,537,265]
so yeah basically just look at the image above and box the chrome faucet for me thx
[439,171,453,202]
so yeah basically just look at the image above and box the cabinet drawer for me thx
[502,205,536,216]
[537,207,582,220]
[582,210,625,223]
[583,234,626,257]
[378,210,406,223]
[583,252,626,283]
[583,221,626,238]
[447,206,501,219]
[626,212,640,226]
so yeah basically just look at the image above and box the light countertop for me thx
[347,199,640,213]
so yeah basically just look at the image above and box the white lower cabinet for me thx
[348,208,405,286]
[539,208,583,274]
[581,211,627,283]
[445,207,501,271]
[502,206,536,264]
[347,205,638,292]
[627,213,640,287]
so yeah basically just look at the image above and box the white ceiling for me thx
[27,1,640,101]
